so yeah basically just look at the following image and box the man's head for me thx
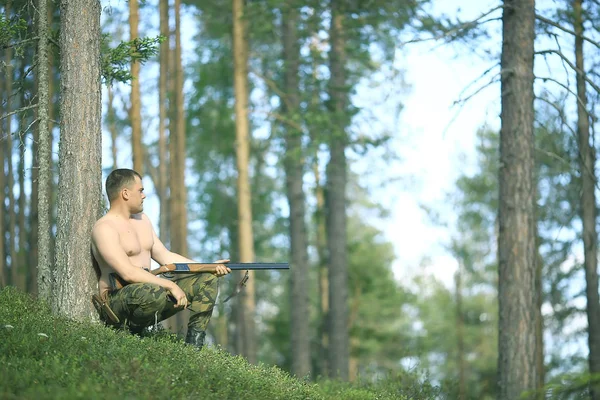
[105,169,145,212]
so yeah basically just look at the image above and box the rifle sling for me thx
[220,270,249,304]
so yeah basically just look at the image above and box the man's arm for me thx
[92,222,188,307]
[149,223,231,276]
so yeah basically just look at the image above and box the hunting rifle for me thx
[109,262,289,291]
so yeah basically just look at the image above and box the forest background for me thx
[1,0,600,398]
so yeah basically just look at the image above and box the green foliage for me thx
[100,34,164,85]
[535,371,600,399]
[0,13,28,55]
[347,212,415,370]
[0,287,417,400]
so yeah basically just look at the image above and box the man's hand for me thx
[167,284,188,308]
[213,259,232,277]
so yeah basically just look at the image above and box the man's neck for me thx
[107,203,134,220]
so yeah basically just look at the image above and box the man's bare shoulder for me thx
[92,216,118,239]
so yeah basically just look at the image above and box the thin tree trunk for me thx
[535,248,545,391]
[164,0,189,337]
[0,101,5,287]
[107,85,118,170]
[497,0,538,398]
[129,0,143,173]
[310,37,329,377]
[232,0,257,364]
[573,1,600,397]
[326,0,350,380]
[36,0,53,301]
[315,163,329,377]
[170,0,187,256]
[17,65,27,291]
[7,112,17,289]
[281,3,310,378]
[456,264,467,399]
[52,0,102,320]
[5,0,17,287]
[158,0,169,240]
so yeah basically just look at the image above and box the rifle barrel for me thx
[173,262,289,270]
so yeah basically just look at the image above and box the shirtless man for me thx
[91,168,230,348]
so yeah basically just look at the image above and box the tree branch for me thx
[250,69,291,111]
[535,96,599,190]
[2,36,40,49]
[536,14,600,49]
[535,49,600,94]
[454,62,500,106]
[536,75,588,112]
[400,5,504,46]
[254,109,303,133]
[0,103,38,121]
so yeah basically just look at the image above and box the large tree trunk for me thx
[232,0,257,364]
[326,0,350,380]
[158,0,169,240]
[573,1,600,397]
[497,0,538,398]
[52,0,102,320]
[281,3,311,378]
[129,0,143,173]
[36,0,54,301]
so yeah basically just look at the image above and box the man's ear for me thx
[121,188,129,200]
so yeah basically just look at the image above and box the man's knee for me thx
[131,284,170,309]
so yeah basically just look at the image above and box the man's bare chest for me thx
[116,220,153,256]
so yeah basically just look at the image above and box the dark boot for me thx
[185,327,206,349]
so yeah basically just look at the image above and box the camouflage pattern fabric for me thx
[104,273,218,333]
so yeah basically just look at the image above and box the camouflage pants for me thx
[105,273,218,333]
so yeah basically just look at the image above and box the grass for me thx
[0,287,431,400]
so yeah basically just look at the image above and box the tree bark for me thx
[326,0,350,380]
[129,0,143,173]
[232,0,257,364]
[158,0,169,240]
[281,2,311,378]
[36,0,53,301]
[573,1,600,397]
[497,0,538,398]
[52,0,102,320]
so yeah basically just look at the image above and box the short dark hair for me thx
[105,169,142,201]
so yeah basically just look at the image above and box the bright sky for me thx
[373,0,503,285]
